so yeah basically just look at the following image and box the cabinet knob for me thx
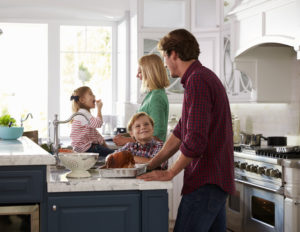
[52,205,57,211]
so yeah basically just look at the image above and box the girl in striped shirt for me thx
[70,86,113,157]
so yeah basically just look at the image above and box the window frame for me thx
[0,17,118,140]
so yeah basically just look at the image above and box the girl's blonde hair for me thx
[127,112,154,132]
[71,86,91,113]
[139,54,170,92]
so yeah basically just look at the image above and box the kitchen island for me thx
[0,137,172,232]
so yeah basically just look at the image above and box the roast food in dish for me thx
[105,151,135,168]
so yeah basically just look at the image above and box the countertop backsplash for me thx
[230,103,300,145]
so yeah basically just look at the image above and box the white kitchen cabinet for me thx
[191,0,222,32]
[195,31,221,78]
[228,0,299,58]
[138,0,190,32]
[129,0,224,104]
[190,0,225,82]
[130,0,189,104]
[168,150,184,223]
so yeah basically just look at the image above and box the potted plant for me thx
[0,114,24,140]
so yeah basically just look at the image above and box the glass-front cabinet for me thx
[132,0,190,103]
[140,33,184,103]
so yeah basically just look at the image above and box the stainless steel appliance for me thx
[227,145,300,232]
[0,204,39,232]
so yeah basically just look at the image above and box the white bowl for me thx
[58,153,99,178]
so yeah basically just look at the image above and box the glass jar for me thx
[168,115,178,133]
[232,114,240,144]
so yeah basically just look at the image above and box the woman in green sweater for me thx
[113,54,170,146]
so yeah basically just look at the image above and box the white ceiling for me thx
[0,0,131,21]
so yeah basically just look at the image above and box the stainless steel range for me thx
[226,145,300,232]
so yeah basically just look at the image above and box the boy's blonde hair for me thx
[139,54,170,92]
[71,86,91,113]
[127,112,154,132]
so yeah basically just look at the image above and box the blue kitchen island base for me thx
[47,190,169,232]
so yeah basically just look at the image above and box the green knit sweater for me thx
[138,89,169,142]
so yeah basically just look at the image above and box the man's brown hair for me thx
[158,29,200,61]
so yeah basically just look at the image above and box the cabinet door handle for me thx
[52,205,57,211]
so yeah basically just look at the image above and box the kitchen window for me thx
[0,22,115,139]
[59,25,113,137]
[0,23,48,136]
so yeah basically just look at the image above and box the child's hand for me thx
[96,99,103,110]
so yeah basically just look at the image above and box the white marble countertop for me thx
[47,166,173,193]
[0,136,56,166]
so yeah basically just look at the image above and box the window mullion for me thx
[48,22,60,140]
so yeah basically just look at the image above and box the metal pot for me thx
[240,133,287,146]
[262,136,287,146]
[240,132,263,146]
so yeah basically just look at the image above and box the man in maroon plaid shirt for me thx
[138,29,235,232]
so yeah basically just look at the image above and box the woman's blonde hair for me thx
[127,112,154,132]
[139,54,170,91]
[71,86,91,113]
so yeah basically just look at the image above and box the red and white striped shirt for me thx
[70,109,104,152]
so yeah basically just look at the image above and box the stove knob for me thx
[257,167,266,175]
[240,162,247,170]
[250,165,258,173]
[234,161,240,168]
[266,168,273,176]
[270,169,281,178]
[246,164,253,171]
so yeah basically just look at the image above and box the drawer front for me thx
[0,166,44,203]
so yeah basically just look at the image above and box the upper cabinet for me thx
[191,0,222,32]
[130,0,190,103]
[129,0,224,103]
[138,0,190,32]
[191,0,223,78]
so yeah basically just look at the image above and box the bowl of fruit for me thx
[0,115,24,140]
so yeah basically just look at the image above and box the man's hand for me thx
[137,170,174,181]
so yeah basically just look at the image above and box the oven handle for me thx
[235,179,284,195]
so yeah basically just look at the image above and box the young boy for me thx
[115,112,167,169]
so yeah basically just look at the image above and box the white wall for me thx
[0,0,130,21]
[231,57,300,145]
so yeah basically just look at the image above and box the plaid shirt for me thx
[173,60,235,195]
[117,139,167,169]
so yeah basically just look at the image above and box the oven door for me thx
[244,184,284,232]
[226,181,244,232]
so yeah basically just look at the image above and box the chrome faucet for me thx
[21,113,33,127]
[52,112,90,163]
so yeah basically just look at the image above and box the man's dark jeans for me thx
[174,184,228,232]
